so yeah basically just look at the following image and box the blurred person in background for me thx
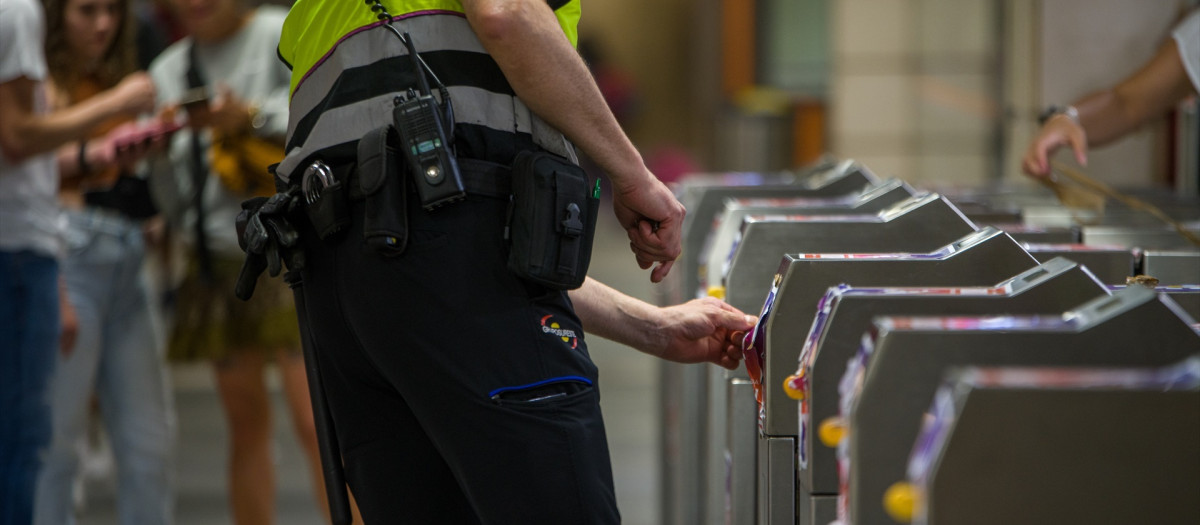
[31,0,177,521]
[1022,7,1199,184]
[143,0,359,521]
[0,0,156,521]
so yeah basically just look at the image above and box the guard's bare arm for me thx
[460,0,685,282]
[570,277,755,370]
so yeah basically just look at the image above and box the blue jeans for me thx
[0,250,59,525]
[33,210,174,525]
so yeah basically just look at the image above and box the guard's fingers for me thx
[712,305,758,329]
[717,346,741,370]
[650,259,674,283]
[637,218,681,259]
[627,229,671,260]
[729,330,748,347]
[632,244,654,270]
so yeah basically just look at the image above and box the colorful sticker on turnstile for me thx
[960,356,1200,390]
[1022,243,1131,251]
[905,380,960,487]
[875,314,1077,333]
[741,275,779,430]
[747,213,881,223]
[732,195,861,209]
[834,334,878,524]
[793,285,853,467]
[713,172,774,185]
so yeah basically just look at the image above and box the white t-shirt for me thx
[1174,9,1200,94]
[0,0,63,258]
[147,6,291,258]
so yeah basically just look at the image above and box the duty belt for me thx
[303,157,513,202]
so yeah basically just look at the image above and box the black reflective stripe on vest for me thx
[547,0,570,10]
[285,49,510,154]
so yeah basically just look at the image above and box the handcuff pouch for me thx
[357,125,408,256]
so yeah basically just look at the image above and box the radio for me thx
[393,86,464,210]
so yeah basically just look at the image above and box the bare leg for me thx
[214,352,274,525]
[277,350,362,524]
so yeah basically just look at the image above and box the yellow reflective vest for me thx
[275,0,581,183]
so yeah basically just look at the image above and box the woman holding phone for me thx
[32,0,177,522]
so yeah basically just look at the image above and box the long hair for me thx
[42,0,137,98]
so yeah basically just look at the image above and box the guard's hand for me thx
[1022,114,1088,178]
[611,172,685,283]
[234,190,304,300]
[651,297,757,370]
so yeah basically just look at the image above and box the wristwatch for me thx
[247,104,268,132]
[1037,104,1080,126]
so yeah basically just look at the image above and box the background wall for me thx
[578,0,1193,190]
[1031,0,1182,187]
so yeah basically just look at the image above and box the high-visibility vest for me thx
[275,0,581,184]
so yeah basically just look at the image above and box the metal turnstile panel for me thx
[725,194,978,314]
[991,224,1080,244]
[725,379,756,525]
[1023,244,1138,284]
[762,228,1039,438]
[1108,285,1200,323]
[700,180,916,299]
[666,162,875,525]
[1141,250,1200,284]
[705,197,981,523]
[1082,223,1200,250]
[795,258,1108,496]
[756,436,795,525]
[845,287,1200,525]
[797,486,838,525]
[911,363,1200,525]
[672,161,875,307]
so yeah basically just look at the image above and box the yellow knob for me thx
[707,286,726,300]
[883,482,918,523]
[783,373,805,401]
[818,417,845,447]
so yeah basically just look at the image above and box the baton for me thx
[288,271,353,525]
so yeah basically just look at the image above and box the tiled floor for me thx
[76,208,666,524]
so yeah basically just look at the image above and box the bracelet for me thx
[77,140,91,175]
[1037,105,1080,127]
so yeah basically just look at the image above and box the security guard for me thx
[239,0,749,522]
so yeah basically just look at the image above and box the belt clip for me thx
[301,160,335,205]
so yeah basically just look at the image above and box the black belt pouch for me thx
[357,125,408,256]
[507,150,599,290]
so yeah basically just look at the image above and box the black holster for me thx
[356,125,409,256]
[506,150,599,290]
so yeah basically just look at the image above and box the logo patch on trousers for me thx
[540,315,578,349]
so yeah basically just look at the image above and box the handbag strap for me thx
[186,42,215,282]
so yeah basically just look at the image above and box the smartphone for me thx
[113,120,184,152]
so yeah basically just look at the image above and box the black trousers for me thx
[296,182,620,524]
